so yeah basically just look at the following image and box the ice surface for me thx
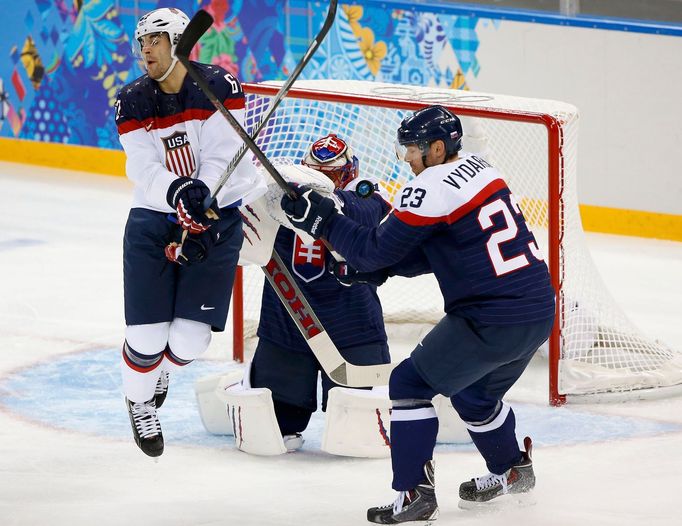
[1,162,681,525]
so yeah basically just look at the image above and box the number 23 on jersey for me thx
[478,194,544,277]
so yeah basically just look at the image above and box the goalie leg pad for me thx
[194,370,244,435]
[432,394,471,444]
[220,384,288,456]
[321,386,392,458]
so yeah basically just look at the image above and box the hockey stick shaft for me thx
[262,252,394,387]
[204,0,338,209]
[176,10,303,200]
[175,10,389,384]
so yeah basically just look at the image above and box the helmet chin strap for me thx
[155,55,178,83]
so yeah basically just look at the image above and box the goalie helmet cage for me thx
[231,80,682,406]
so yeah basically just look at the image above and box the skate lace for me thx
[155,371,169,395]
[392,491,409,514]
[131,401,161,438]
[474,472,508,493]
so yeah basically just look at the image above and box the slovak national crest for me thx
[292,235,326,282]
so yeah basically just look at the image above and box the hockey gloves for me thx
[281,185,337,240]
[165,230,216,266]
[328,260,389,287]
[167,177,220,234]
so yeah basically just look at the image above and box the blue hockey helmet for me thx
[396,105,463,163]
[301,134,359,189]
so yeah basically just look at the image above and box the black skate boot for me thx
[153,371,169,409]
[459,436,535,508]
[126,397,164,457]
[367,460,439,524]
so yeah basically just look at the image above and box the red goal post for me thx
[230,80,682,406]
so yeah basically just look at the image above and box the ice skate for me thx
[126,397,164,457]
[153,370,170,408]
[458,436,535,510]
[367,460,439,524]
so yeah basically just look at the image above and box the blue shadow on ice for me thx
[0,348,680,452]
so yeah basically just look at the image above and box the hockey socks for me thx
[390,401,438,490]
[388,359,440,490]
[465,402,522,475]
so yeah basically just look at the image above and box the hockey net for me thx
[234,80,682,405]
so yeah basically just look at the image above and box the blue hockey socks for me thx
[465,402,523,474]
[389,359,439,490]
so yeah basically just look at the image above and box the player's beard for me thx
[146,56,172,80]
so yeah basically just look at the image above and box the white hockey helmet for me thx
[134,8,190,82]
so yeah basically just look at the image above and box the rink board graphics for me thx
[0,1,679,234]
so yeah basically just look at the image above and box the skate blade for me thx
[458,492,536,512]
[386,508,439,525]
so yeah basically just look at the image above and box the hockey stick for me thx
[263,251,395,387]
[202,1,337,210]
[175,10,393,385]
[176,9,309,200]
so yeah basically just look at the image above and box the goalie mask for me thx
[301,134,359,189]
[134,8,190,82]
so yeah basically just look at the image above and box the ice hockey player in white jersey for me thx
[243,134,392,451]
[114,7,265,457]
[280,106,555,522]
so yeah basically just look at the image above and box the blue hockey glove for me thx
[280,185,337,240]
[166,178,220,234]
[165,229,217,266]
[328,260,389,287]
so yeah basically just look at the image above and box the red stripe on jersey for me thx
[122,349,163,373]
[166,150,177,175]
[117,96,246,135]
[178,148,190,176]
[395,178,507,227]
[182,147,194,176]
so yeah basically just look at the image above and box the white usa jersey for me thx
[115,62,266,212]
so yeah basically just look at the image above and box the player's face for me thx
[139,33,172,80]
[403,144,427,175]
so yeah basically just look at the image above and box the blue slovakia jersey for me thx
[327,154,556,325]
[257,191,391,353]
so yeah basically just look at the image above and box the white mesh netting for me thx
[237,80,682,402]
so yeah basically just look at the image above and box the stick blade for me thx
[176,10,213,59]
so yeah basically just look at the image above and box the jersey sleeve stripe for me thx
[116,97,245,135]
[394,178,507,227]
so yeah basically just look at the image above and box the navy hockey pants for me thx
[123,207,243,331]
[388,313,553,489]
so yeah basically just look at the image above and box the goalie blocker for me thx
[195,370,470,457]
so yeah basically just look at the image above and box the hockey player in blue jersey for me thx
[281,106,555,522]
[114,7,265,457]
[246,134,392,451]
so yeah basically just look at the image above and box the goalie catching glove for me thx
[166,177,219,234]
[280,184,338,240]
